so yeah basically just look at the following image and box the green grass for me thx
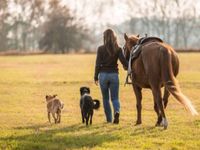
[0,53,199,150]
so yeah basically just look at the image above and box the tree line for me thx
[0,0,91,53]
[0,0,199,53]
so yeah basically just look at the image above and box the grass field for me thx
[0,53,200,150]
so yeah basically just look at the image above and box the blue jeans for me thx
[99,72,120,122]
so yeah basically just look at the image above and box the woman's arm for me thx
[94,47,101,81]
[118,48,128,70]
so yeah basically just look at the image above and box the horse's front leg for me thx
[132,85,142,125]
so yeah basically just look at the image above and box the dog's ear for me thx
[53,94,57,98]
[80,87,84,95]
[45,95,48,99]
[87,87,90,94]
[80,87,83,92]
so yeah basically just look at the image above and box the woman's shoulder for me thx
[117,47,123,53]
[118,46,122,51]
[97,45,105,53]
[98,45,105,50]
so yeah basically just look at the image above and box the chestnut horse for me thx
[123,33,198,129]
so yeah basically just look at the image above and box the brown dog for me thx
[45,94,64,124]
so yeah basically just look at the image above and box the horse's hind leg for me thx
[152,87,168,129]
[154,102,162,126]
[133,85,142,125]
[163,87,170,108]
[153,88,167,126]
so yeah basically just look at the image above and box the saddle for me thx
[137,37,163,45]
[125,36,163,85]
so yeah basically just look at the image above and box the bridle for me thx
[122,44,130,61]
[122,45,126,57]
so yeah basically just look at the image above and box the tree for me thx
[0,0,9,51]
[39,0,89,53]
[8,0,45,51]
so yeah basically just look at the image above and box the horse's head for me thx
[123,33,140,60]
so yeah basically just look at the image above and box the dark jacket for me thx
[94,45,128,81]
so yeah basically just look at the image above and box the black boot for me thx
[113,112,119,124]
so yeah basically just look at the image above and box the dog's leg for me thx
[55,113,59,124]
[90,111,93,125]
[86,113,89,126]
[57,112,61,123]
[48,112,51,123]
[52,113,57,124]
[57,109,61,123]
[81,110,85,123]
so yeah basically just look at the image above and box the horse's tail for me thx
[160,47,198,116]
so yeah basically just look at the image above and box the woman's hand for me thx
[95,80,99,86]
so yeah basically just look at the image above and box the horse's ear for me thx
[124,33,128,41]
[136,34,140,38]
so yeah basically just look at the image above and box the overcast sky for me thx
[61,0,200,27]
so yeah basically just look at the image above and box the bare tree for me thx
[0,0,9,51]
[39,0,90,53]
[9,0,45,50]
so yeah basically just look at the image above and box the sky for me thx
[61,0,131,26]
[7,0,200,35]
[7,0,200,28]
[61,0,200,28]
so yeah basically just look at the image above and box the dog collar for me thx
[47,98,56,103]
[82,93,90,98]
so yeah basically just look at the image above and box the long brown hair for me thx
[103,29,119,56]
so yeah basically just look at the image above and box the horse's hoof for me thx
[155,123,162,127]
[160,118,168,129]
[163,125,168,130]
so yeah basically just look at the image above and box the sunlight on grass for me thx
[0,53,200,150]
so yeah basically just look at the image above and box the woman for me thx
[94,29,128,124]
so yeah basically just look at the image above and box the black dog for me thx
[80,87,100,126]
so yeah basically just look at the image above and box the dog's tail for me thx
[59,102,64,110]
[93,99,100,110]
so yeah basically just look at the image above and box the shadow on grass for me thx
[13,123,52,130]
[0,123,121,150]
[130,124,167,136]
[194,120,200,127]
